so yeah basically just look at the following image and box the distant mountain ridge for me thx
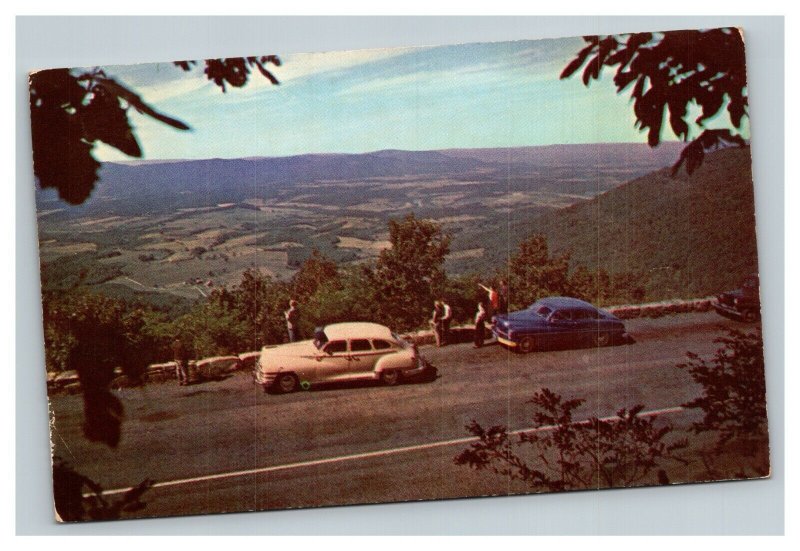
[36,143,685,214]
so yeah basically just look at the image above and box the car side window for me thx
[551,310,570,321]
[324,340,348,354]
[573,309,594,320]
[350,339,372,352]
[372,339,393,351]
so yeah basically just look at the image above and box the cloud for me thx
[278,46,429,82]
[133,76,212,104]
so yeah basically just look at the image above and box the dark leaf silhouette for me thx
[562,28,748,174]
[53,457,153,522]
[175,56,281,92]
[29,56,280,205]
[29,69,100,204]
[81,83,143,156]
[670,129,746,175]
[94,77,190,130]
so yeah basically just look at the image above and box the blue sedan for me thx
[492,297,626,353]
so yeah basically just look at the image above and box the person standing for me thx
[172,336,190,386]
[285,299,301,343]
[479,283,499,319]
[473,302,487,348]
[431,300,444,347]
[497,279,509,315]
[440,298,453,346]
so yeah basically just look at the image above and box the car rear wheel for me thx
[593,332,611,347]
[380,369,401,386]
[518,336,536,354]
[273,373,299,394]
[743,309,759,323]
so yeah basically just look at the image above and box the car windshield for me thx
[534,305,552,317]
[391,332,411,349]
[313,327,328,350]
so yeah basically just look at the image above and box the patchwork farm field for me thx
[37,144,685,305]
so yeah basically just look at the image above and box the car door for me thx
[547,308,577,347]
[572,308,596,344]
[348,338,380,377]
[316,340,352,382]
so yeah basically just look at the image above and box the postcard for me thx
[30,28,769,522]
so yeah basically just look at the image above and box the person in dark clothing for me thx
[473,302,487,348]
[285,300,301,343]
[172,337,190,386]
[497,279,509,315]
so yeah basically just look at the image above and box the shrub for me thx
[677,328,768,452]
[455,388,687,491]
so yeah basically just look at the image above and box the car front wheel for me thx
[380,369,401,386]
[518,336,536,354]
[593,332,611,347]
[273,373,299,394]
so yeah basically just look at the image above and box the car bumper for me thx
[713,301,745,319]
[402,357,430,377]
[496,336,518,348]
[255,372,276,386]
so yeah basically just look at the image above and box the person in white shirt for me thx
[440,298,453,346]
[473,302,487,348]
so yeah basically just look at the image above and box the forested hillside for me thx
[504,146,758,299]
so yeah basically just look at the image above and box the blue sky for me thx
[91,37,737,161]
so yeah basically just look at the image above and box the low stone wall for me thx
[402,296,717,345]
[605,296,715,320]
[46,296,718,390]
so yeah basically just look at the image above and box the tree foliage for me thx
[367,213,451,330]
[561,28,748,175]
[455,388,687,491]
[42,292,165,446]
[677,328,767,451]
[29,57,280,204]
[506,235,571,310]
[291,248,339,302]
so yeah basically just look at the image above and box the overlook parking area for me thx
[48,311,757,518]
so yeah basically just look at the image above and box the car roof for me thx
[323,322,395,341]
[534,297,598,310]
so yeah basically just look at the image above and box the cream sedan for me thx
[255,322,429,393]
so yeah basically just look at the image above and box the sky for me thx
[90,36,741,161]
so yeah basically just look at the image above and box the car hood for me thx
[260,340,319,359]
[497,310,548,326]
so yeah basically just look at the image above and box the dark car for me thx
[714,274,761,322]
[492,297,626,354]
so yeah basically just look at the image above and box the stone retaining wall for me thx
[401,296,716,346]
[46,296,717,390]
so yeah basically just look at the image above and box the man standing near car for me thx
[285,299,301,343]
[172,336,190,386]
[473,301,487,348]
[440,298,453,346]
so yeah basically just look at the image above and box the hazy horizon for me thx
[101,140,688,166]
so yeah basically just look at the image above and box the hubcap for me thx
[383,371,399,384]
[279,375,296,392]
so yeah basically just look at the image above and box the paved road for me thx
[48,311,748,518]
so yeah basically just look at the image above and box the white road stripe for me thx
[90,405,686,497]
